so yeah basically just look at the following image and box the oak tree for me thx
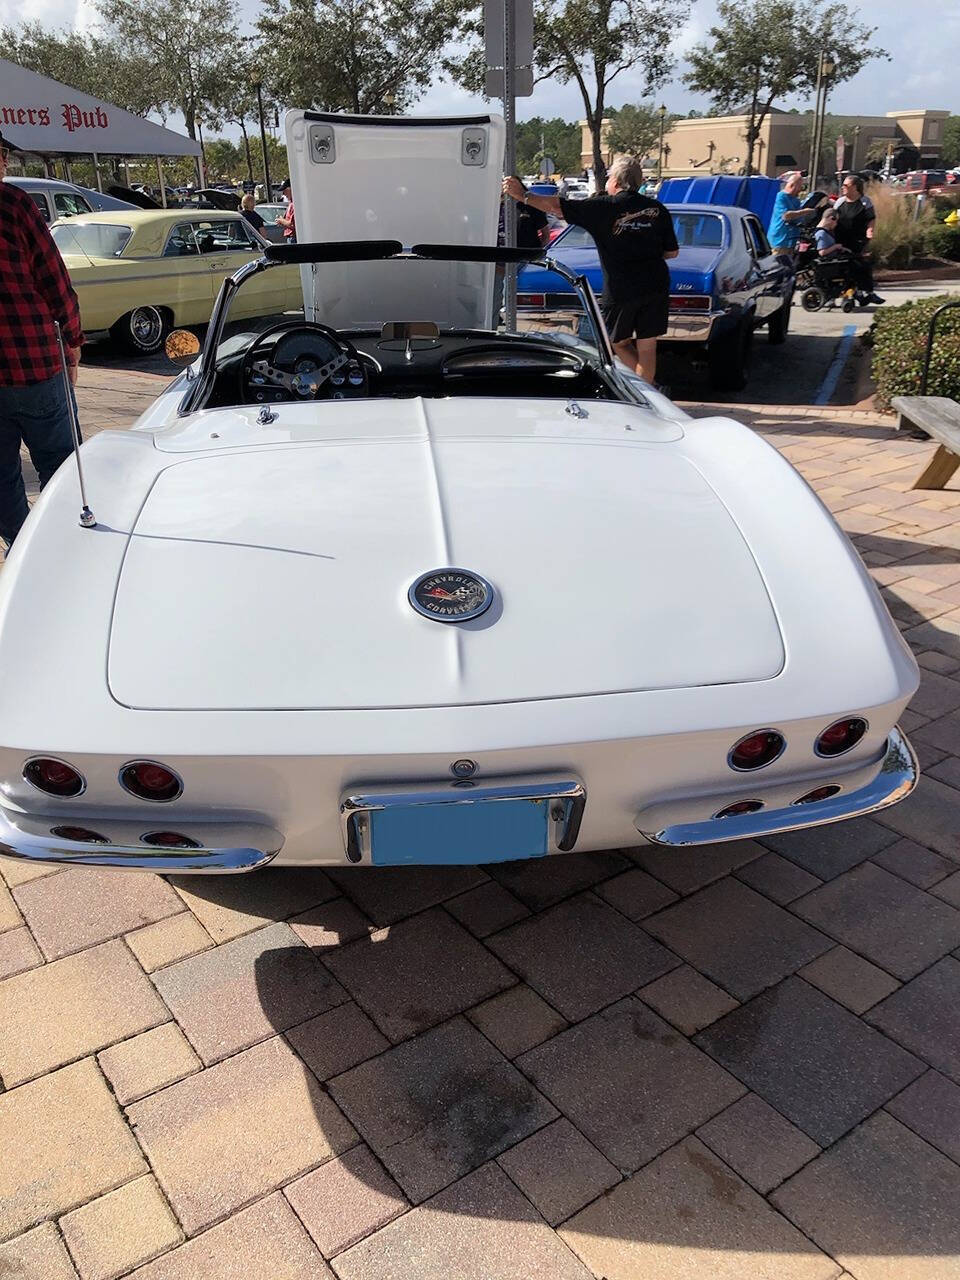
[684,0,886,175]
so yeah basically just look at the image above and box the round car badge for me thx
[409,569,494,623]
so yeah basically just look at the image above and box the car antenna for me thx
[54,322,96,529]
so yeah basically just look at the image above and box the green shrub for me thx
[871,294,960,409]
[923,223,960,261]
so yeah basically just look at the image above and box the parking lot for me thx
[3,294,960,1280]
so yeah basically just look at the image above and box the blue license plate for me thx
[369,796,550,866]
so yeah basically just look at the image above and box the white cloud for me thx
[2,0,956,134]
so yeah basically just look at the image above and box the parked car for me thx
[254,203,287,243]
[517,204,794,390]
[894,170,950,195]
[50,209,302,353]
[4,176,136,223]
[0,113,917,875]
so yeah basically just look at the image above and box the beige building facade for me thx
[579,108,950,178]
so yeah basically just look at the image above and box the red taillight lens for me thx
[517,293,546,307]
[24,757,85,797]
[729,730,785,771]
[794,785,842,805]
[669,294,712,312]
[815,718,867,758]
[50,825,110,843]
[715,800,764,818]
[141,831,200,849]
[120,761,182,802]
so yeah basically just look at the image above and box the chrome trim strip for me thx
[639,728,917,847]
[340,776,586,864]
[542,257,615,368]
[0,806,281,873]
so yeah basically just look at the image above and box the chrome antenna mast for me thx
[53,322,96,529]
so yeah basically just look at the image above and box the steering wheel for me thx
[240,321,368,403]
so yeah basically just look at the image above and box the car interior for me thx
[201,320,623,408]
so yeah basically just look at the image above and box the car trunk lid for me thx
[108,399,783,710]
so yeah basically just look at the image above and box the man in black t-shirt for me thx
[503,155,678,382]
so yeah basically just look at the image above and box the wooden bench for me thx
[893,396,960,489]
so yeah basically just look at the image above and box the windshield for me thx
[210,244,606,365]
[51,222,132,258]
[558,210,721,251]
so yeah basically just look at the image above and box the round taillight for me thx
[120,761,182,802]
[24,757,85,798]
[729,730,785,771]
[815,718,867,758]
[794,784,842,805]
[141,831,200,849]
[714,799,764,819]
[50,825,110,844]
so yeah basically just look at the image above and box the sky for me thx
[2,0,958,132]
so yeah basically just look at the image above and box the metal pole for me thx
[92,152,103,193]
[920,299,960,396]
[502,0,517,332]
[851,124,860,172]
[255,83,272,200]
[657,110,665,182]
[808,54,824,189]
[53,323,95,529]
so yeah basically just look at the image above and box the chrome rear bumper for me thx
[637,728,917,847]
[0,807,282,873]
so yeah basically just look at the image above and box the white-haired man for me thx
[503,155,678,383]
[766,172,807,253]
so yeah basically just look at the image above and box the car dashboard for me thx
[204,326,621,409]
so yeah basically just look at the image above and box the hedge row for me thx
[870,294,960,410]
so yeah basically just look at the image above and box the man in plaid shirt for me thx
[0,129,84,547]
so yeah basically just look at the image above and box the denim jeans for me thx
[0,374,79,546]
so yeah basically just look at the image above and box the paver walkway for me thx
[3,373,960,1279]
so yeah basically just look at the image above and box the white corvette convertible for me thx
[0,113,918,874]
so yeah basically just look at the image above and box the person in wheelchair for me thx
[809,209,876,308]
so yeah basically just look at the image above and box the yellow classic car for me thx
[50,210,303,354]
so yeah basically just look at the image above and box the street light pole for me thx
[657,104,667,182]
[254,81,272,199]
[809,52,836,191]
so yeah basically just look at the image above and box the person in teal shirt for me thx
[767,172,805,252]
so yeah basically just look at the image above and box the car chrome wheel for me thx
[130,306,164,348]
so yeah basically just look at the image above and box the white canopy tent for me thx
[0,59,203,198]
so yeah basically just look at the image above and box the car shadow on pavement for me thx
[161,843,960,1277]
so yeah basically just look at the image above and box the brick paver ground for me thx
[3,373,960,1276]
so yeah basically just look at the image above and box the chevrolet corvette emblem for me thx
[409,569,493,622]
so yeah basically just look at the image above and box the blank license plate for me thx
[369,795,550,866]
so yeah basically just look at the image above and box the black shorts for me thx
[601,296,669,342]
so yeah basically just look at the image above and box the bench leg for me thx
[913,445,960,490]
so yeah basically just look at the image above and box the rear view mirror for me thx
[165,330,201,368]
[380,322,440,340]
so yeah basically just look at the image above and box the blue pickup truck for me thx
[517,182,794,391]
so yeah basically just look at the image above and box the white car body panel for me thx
[0,113,919,873]
[0,397,917,866]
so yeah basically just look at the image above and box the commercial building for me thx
[580,108,950,178]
